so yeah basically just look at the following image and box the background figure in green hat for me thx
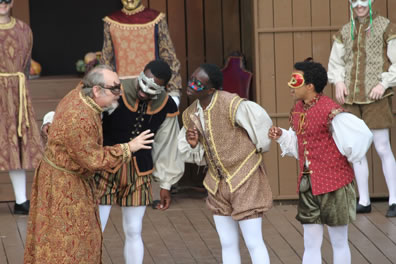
[328,0,396,217]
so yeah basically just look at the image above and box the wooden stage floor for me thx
[1,190,396,264]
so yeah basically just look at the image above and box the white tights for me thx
[303,224,350,264]
[354,129,396,205]
[213,215,270,264]
[99,205,146,264]
[9,169,27,204]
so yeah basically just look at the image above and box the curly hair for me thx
[200,63,223,90]
[294,58,328,93]
[144,60,172,85]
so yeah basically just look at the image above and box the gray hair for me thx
[81,64,114,97]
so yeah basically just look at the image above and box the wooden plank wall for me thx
[3,0,253,200]
[254,0,396,199]
[140,0,254,187]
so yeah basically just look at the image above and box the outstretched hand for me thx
[186,127,199,148]
[268,126,282,140]
[128,130,154,153]
[157,188,171,210]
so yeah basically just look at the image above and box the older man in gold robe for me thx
[24,65,154,264]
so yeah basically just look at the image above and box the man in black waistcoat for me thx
[95,60,184,263]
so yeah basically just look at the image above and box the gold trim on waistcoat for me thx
[227,154,262,193]
[103,13,165,30]
[133,156,154,176]
[207,93,257,181]
[229,96,244,127]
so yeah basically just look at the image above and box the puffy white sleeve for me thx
[177,126,206,166]
[235,101,273,153]
[380,39,396,89]
[328,41,346,84]
[151,116,185,190]
[276,128,299,159]
[331,112,373,163]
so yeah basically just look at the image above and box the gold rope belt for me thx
[0,72,29,137]
[42,155,79,175]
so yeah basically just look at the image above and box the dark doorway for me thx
[29,0,122,76]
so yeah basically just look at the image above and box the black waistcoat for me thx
[102,78,178,175]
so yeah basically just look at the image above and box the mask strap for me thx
[350,4,355,40]
[366,0,373,32]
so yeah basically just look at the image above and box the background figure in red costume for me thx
[0,0,42,215]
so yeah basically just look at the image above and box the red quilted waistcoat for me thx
[291,95,355,195]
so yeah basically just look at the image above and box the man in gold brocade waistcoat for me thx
[178,64,273,264]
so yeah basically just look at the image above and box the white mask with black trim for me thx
[137,72,165,95]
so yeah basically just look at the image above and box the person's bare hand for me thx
[186,127,199,148]
[368,83,385,100]
[157,188,171,210]
[128,130,154,153]
[335,82,348,105]
[268,126,282,140]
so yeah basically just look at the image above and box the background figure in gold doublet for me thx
[0,0,43,215]
[101,0,182,106]
[328,0,396,217]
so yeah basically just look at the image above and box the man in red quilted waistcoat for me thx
[269,59,372,264]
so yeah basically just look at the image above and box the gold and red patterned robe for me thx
[24,86,131,264]
[0,17,42,171]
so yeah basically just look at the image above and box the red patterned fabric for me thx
[291,95,355,195]
[108,8,160,24]
[221,56,252,99]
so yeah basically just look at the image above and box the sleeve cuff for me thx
[160,182,172,190]
[120,143,132,163]
[380,81,390,89]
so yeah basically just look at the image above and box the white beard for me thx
[103,101,119,115]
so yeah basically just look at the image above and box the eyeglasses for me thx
[101,84,122,96]
[188,78,207,92]
[0,0,12,4]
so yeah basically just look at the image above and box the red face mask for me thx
[288,73,305,89]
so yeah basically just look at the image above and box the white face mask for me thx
[137,72,165,95]
[349,0,369,8]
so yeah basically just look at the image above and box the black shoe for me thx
[356,203,371,214]
[14,200,30,215]
[386,204,396,217]
[151,200,161,210]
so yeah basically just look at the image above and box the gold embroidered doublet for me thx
[182,91,262,194]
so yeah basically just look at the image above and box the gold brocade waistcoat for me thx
[182,91,262,195]
[104,14,164,79]
[337,15,394,104]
